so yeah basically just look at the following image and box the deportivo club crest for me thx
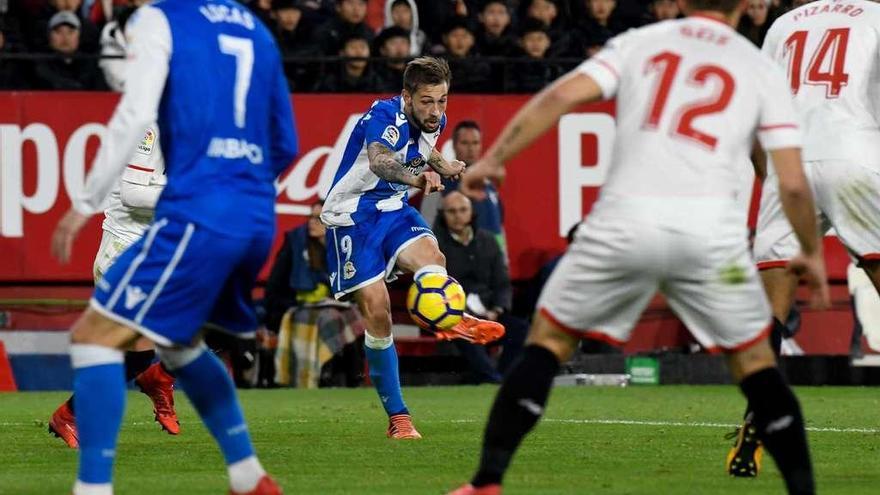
[343,261,357,280]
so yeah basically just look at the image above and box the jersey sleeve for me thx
[756,62,802,151]
[364,104,405,151]
[73,4,171,215]
[269,48,299,177]
[575,35,624,99]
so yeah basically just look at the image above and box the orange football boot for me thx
[48,401,78,449]
[135,362,180,435]
[387,413,422,439]
[434,314,505,345]
[229,475,283,495]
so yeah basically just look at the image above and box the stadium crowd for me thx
[0,0,795,92]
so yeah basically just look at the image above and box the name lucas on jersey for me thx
[199,4,256,30]
[792,2,864,21]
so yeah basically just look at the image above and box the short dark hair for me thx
[482,0,510,13]
[442,16,474,36]
[519,16,549,37]
[403,57,452,94]
[683,0,742,14]
[453,120,480,141]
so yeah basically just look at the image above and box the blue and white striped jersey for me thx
[321,96,446,226]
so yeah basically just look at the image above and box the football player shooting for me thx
[452,0,830,493]
[320,57,504,440]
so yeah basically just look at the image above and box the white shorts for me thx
[538,215,771,351]
[755,160,880,269]
[93,230,134,282]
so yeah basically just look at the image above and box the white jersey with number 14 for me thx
[761,0,880,164]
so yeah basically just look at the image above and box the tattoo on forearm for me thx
[428,148,445,168]
[368,142,417,186]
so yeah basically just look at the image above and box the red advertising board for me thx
[0,92,616,281]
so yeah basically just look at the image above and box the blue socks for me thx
[364,331,408,416]
[70,344,127,485]
[166,347,254,464]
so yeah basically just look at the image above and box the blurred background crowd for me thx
[0,0,797,92]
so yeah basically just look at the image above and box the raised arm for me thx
[427,147,465,178]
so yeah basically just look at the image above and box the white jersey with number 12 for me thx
[577,15,800,233]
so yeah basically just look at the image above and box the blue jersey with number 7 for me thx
[146,0,298,236]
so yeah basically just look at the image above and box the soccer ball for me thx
[407,272,466,330]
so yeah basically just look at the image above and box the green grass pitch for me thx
[1,386,879,494]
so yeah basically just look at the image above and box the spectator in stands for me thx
[738,0,774,46]
[272,0,318,90]
[519,0,573,55]
[313,32,380,92]
[422,121,507,252]
[247,0,275,28]
[434,191,527,384]
[476,0,516,57]
[296,0,336,26]
[32,12,106,90]
[577,0,625,42]
[273,0,313,52]
[441,16,490,93]
[384,0,426,56]
[506,18,560,93]
[264,201,331,334]
[29,0,99,53]
[311,0,373,55]
[374,26,410,92]
[650,0,681,21]
[415,0,470,48]
[264,201,365,388]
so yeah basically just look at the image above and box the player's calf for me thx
[158,344,276,493]
[729,341,814,494]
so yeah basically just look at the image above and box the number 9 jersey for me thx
[577,15,800,233]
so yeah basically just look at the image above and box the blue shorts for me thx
[325,206,434,299]
[91,216,272,347]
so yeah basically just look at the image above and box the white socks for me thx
[228,456,266,493]
[364,331,394,350]
[73,481,113,495]
[414,264,447,280]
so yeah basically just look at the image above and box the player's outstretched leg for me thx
[157,344,280,495]
[448,313,577,495]
[728,339,814,495]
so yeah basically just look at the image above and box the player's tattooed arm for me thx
[367,142,419,187]
[427,148,465,179]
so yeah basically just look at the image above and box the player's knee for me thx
[726,338,776,382]
[431,250,446,267]
[157,343,207,371]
